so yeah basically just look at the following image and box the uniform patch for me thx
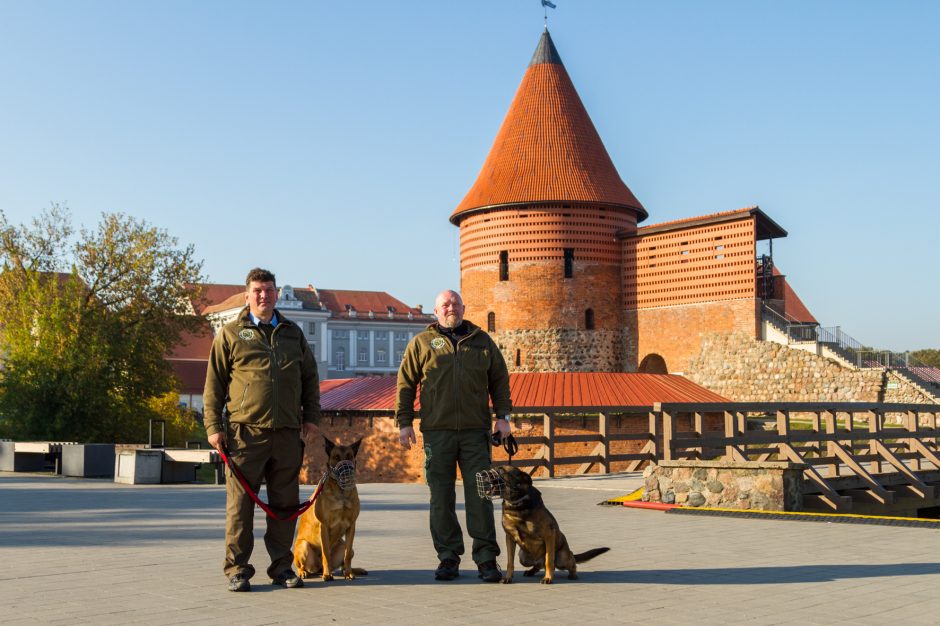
[430,337,446,350]
[238,329,255,341]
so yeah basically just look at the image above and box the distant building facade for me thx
[167,283,434,412]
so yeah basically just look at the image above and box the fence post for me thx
[543,412,555,478]
[662,407,674,461]
[648,408,660,462]
[598,412,610,474]
[907,409,921,471]
[869,410,882,474]
[824,410,838,477]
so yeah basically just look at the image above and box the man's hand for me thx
[399,426,417,449]
[302,422,319,441]
[208,432,224,453]
[495,418,511,437]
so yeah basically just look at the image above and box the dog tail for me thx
[574,547,610,563]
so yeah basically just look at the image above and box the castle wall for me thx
[460,204,635,371]
[633,299,758,374]
[686,331,884,402]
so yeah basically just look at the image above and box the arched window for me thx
[487,312,496,332]
[638,354,668,374]
[585,308,595,330]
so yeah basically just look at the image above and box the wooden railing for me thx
[503,402,940,510]
[503,406,659,477]
[656,402,940,511]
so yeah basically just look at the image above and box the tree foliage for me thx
[0,205,206,443]
[911,349,940,368]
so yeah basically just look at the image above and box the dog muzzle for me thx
[475,468,505,501]
[330,460,356,490]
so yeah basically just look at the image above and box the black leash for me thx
[491,431,519,464]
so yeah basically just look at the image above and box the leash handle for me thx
[490,432,519,464]
[219,443,326,522]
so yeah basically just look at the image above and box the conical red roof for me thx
[451,30,645,224]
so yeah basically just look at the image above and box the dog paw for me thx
[344,571,356,580]
[322,574,334,582]
[567,572,578,580]
[540,577,553,584]
[500,576,513,584]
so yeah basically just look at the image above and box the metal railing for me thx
[760,303,819,343]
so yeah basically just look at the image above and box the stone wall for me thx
[642,460,806,511]
[882,370,939,405]
[687,331,884,402]
[494,328,623,372]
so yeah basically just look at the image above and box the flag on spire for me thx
[542,0,556,8]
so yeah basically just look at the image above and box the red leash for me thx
[219,445,326,522]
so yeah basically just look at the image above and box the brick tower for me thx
[452,29,646,372]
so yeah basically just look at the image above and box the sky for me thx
[1,1,937,351]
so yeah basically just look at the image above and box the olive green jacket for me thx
[395,320,512,431]
[203,307,320,437]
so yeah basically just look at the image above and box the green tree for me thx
[0,205,206,443]
[911,349,940,368]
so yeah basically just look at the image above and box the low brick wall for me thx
[642,460,806,511]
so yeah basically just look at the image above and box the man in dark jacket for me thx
[204,268,320,592]
[396,289,512,582]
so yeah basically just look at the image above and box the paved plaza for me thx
[3,472,940,625]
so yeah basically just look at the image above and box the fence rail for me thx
[503,401,940,511]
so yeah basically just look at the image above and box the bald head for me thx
[434,290,465,329]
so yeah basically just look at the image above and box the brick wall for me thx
[633,299,758,373]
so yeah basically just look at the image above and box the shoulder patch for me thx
[430,337,446,350]
[238,329,255,341]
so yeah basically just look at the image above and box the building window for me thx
[358,349,367,363]
[332,330,348,339]
[585,308,595,330]
[357,331,369,341]
[564,248,574,278]
[309,342,316,355]
[307,322,316,336]
[487,312,496,332]
[377,349,387,364]
[499,250,509,281]
[396,350,404,364]
[515,349,521,367]
[334,347,346,370]
[375,331,388,341]
[395,331,407,341]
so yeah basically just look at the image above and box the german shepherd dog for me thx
[495,465,609,584]
[292,437,367,581]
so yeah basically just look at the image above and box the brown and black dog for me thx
[292,437,367,581]
[496,465,609,584]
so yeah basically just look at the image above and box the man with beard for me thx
[396,289,512,583]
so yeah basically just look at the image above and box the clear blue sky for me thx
[1,1,937,351]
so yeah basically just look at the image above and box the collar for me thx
[249,311,278,327]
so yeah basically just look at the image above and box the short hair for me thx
[245,268,276,289]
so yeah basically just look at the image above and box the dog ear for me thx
[351,438,363,457]
[323,435,335,455]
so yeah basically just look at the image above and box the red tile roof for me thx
[451,30,645,224]
[320,372,727,414]
[317,289,425,319]
[195,284,244,314]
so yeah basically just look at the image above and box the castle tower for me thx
[452,30,646,372]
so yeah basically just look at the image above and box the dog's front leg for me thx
[319,523,334,582]
[501,531,516,584]
[541,529,556,584]
[343,524,357,580]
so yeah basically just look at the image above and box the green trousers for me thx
[223,424,304,579]
[422,428,500,565]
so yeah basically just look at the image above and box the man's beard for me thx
[440,313,462,329]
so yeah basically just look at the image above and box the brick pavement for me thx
[3,472,940,625]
